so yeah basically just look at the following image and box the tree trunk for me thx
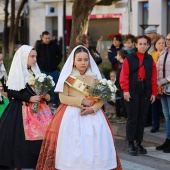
[13,0,28,48]
[8,0,28,57]
[69,0,119,54]
[69,0,96,53]
[2,0,9,57]
[8,0,15,57]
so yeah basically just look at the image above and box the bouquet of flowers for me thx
[28,73,55,113]
[85,78,117,102]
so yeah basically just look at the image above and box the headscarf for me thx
[0,64,7,80]
[7,45,41,91]
[54,45,102,93]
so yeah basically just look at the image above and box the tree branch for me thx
[14,0,28,35]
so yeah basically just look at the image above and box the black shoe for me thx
[150,128,159,133]
[163,146,170,153]
[136,144,147,154]
[156,138,170,150]
[128,143,138,156]
[51,103,59,109]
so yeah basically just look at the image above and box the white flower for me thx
[99,78,107,85]
[113,85,117,92]
[109,85,114,92]
[47,75,53,80]
[35,74,40,79]
[107,80,113,86]
[40,73,46,78]
[27,75,35,86]
[38,77,44,82]
[111,93,116,102]
[51,80,55,87]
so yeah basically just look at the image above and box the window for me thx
[168,0,170,33]
[143,2,148,25]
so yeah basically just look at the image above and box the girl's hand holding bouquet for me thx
[27,73,55,113]
[81,78,117,115]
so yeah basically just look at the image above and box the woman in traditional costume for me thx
[0,53,9,118]
[36,45,122,170]
[0,45,53,169]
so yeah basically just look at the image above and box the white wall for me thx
[132,0,143,36]
[57,2,64,37]
[29,1,46,46]
[148,0,162,34]
[161,0,167,36]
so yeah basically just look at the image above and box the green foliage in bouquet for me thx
[29,73,55,113]
[87,78,117,102]
[34,74,55,95]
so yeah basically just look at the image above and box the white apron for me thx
[55,106,117,170]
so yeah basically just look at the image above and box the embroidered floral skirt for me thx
[0,99,51,168]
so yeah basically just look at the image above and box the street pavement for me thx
[112,121,170,170]
[13,121,170,170]
[112,121,166,145]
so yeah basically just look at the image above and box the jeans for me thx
[151,98,162,130]
[41,70,59,105]
[160,95,170,139]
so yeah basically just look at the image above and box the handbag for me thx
[163,83,170,95]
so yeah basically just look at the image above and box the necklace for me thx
[80,70,87,79]
[28,68,35,77]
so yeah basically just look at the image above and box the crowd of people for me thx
[106,26,170,155]
[0,31,122,170]
[0,27,170,169]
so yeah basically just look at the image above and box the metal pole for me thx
[63,0,67,62]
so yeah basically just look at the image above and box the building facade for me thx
[28,0,170,46]
[132,0,170,36]
[29,0,130,46]
[0,0,170,46]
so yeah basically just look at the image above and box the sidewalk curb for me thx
[111,122,166,145]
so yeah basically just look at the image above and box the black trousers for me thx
[124,81,150,142]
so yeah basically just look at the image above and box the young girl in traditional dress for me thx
[0,45,53,169]
[0,53,9,118]
[36,45,122,170]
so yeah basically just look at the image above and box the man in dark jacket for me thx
[36,31,63,109]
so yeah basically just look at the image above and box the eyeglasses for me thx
[166,39,170,41]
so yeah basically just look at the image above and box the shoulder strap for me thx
[146,45,151,53]
[163,52,168,78]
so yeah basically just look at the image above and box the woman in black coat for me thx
[0,45,53,169]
